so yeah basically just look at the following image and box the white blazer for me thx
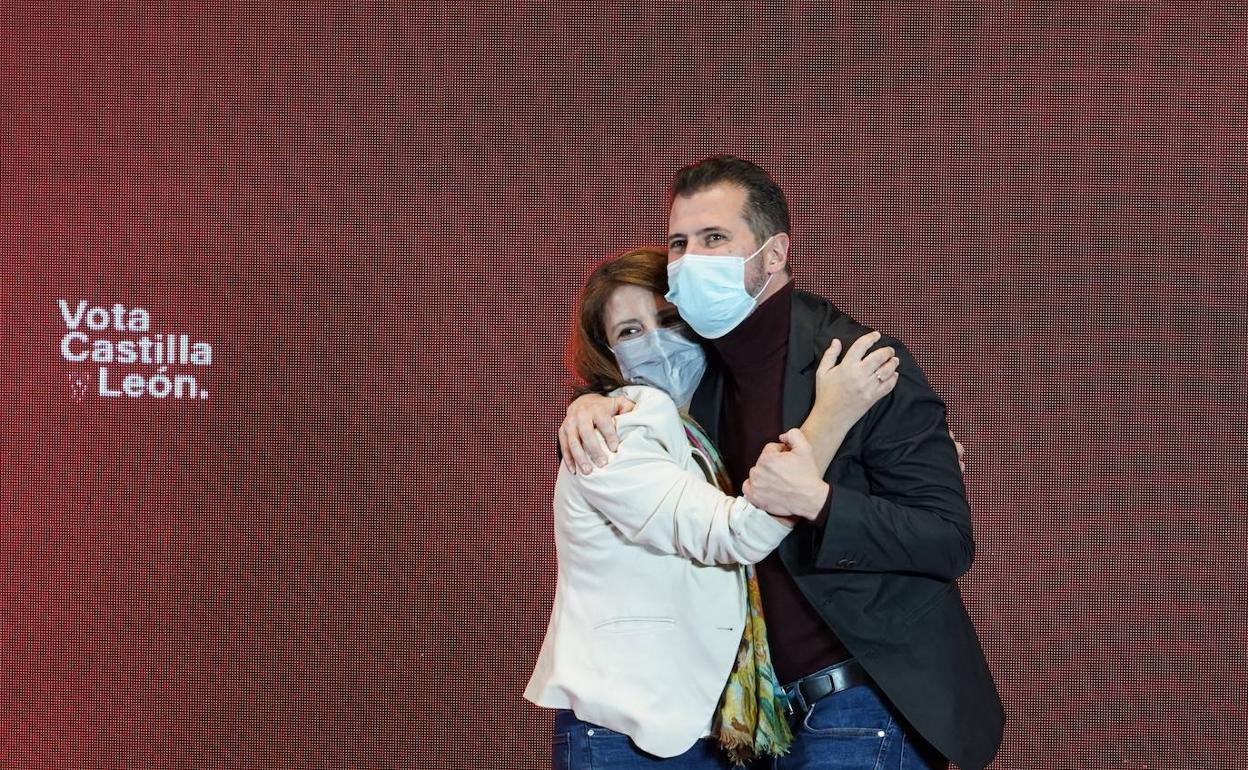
[524,385,791,758]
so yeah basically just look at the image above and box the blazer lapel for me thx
[779,292,835,572]
[689,353,724,444]
[782,293,822,433]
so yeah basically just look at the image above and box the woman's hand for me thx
[811,331,899,433]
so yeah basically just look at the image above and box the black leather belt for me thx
[783,658,872,718]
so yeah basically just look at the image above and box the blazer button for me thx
[837,558,857,568]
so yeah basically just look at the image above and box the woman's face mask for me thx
[602,285,707,409]
[611,326,707,409]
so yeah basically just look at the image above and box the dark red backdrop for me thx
[4,3,1245,768]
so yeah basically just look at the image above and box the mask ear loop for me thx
[742,234,777,265]
[748,271,775,301]
[745,234,778,300]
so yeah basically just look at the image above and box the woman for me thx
[525,247,898,768]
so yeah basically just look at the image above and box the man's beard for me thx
[745,259,770,297]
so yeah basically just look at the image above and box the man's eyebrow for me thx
[668,226,728,243]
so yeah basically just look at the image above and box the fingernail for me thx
[580,464,592,474]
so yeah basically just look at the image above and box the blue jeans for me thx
[551,710,736,769]
[771,685,947,770]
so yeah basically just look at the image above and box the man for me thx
[559,156,1003,769]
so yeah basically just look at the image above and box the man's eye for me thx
[707,233,724,244]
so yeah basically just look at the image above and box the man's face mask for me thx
[664,235,777,339]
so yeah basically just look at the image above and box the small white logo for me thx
[69,371,90,402]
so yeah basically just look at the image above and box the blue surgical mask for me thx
[664,235,777,339]
[611,326,708,410]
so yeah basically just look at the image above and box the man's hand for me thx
[558,393,636,474]
[742,429,831,521]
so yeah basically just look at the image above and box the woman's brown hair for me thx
[569,246,669,396]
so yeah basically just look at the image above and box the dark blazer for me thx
[690,288,1005,770]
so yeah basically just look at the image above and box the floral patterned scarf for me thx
[682,415,793,766]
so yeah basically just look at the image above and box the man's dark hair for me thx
[670,155,791,247]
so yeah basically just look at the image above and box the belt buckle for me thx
[783,684,807,718]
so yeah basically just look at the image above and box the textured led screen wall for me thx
[3,3,1245,769]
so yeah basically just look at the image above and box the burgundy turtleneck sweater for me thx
[712,280,849,684]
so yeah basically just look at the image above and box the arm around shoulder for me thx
[813,343,974,580]
[571,387,791,566]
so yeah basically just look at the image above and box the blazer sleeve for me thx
[813,341,975,581]
[570,388,791,567]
